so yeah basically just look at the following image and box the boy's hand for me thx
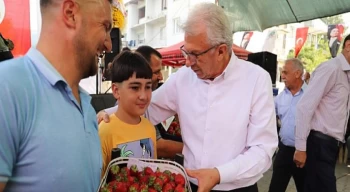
[97,110,110,124]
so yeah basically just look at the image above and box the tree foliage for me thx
[287,15,345,72]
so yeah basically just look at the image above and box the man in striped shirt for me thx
[294,34,350,192]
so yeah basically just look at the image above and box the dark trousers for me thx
[268,143,305,192]
[304,131,340,192]
[190,183,258,192]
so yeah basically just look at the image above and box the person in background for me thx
[294,34,350,192]
[0,33,13,61]
[97,45,183,159]
[0,0,112,191]
[269,58,306,192]
[303,71,310,84]
[99,51,157,175]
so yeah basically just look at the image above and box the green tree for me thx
[287,37,331,72]
[321,15,344,25]
[287,14,346,72]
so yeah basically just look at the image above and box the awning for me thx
[158,41,252,67]
[218,0,350,31]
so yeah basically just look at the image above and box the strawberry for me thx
[148,175,156,186]
[169,181,176,188]
[130,165,139,177]
[109,181,127,192]
[162,183,174,192]
[174,174,185,186]
[148,188,157,192]
[139,174,149,184]
[110,164,120,177]
[121,167,130,176]
[128,183,140,192]
[171,122,178,127]
[100,185,112,192]
[175,130,181,137]
[153,178,164,191]
[155,168,163,177]
[115,174,123,182]
[174,185,186,192]
[128,176,138,184]
[163,170,172,177]
[139,183,149,192]
[159,174,170,183]
[144,166,154,175]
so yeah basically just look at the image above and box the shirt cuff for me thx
[295,138,307,151]
[216,162,238,184]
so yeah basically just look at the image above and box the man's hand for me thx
[157,139,183,159]
[294,150,307,168]
[97,110,110,124]
[186,168,220,192]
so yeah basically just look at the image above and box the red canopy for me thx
[158,41,252,67]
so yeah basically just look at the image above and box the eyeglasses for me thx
[180,44,220,62]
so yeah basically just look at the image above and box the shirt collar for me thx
[208,51,237,82]
[339,53,350,71]
[26,47,67,86]
[283,82,307,95]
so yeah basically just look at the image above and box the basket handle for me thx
[174,153,184,166]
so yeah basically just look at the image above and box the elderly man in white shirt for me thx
[99,3,278,192]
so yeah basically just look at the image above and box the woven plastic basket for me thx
[99,157,192,192]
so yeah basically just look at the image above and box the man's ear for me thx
[62,0,80,29]
[112,83,121,100]
[345,40,350,52]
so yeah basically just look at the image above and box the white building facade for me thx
[123,0,215,49]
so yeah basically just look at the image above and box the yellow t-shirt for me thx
[99,114,157,175]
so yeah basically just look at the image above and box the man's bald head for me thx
[40,0,112,9]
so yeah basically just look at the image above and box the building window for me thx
[173,18,182,34]
[139,7,145,19]
[162,0,167,10]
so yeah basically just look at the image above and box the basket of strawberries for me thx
[99,157,192,192]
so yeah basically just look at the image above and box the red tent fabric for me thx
[158,41,252,67]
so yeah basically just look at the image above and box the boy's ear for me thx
[112,83,121,100]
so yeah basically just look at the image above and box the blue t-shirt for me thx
[0,48,102,192]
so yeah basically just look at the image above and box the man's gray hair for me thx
[285,58,304,74]
[182,3,233,50]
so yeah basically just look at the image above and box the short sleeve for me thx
[0,82,21,181]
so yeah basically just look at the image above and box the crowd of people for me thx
[0,0,350,192]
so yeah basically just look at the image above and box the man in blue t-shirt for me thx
[0,0,113,191]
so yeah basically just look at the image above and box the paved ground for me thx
[257,163,350,192]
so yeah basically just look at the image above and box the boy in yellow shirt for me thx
[99,51,157,176]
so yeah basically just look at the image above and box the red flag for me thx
[0,0,31,57]
[295,27,308,58]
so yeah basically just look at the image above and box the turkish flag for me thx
[295,27,308,58]
[0,0,31,57]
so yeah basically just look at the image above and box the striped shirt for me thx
[295,53,350,151]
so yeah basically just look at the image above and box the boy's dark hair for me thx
[111,51,152,83]
[121,47,131,52]
[136,46,162,63]
[342,34,350,49]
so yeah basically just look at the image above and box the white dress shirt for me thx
[295,53,350,151]
[147,53,278,190]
